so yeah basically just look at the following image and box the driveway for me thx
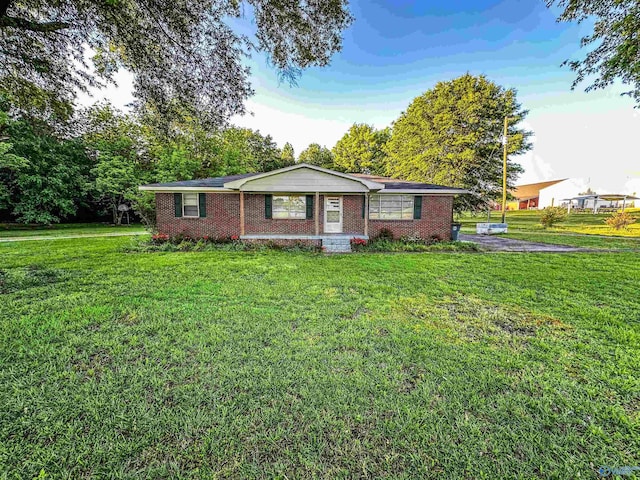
[460,234,595,252]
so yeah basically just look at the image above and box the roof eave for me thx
[138,186,234,192]
[379,188,470,195]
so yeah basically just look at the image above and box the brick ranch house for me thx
[139,164,467,249]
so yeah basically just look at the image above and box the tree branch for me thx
[0,16,70,32]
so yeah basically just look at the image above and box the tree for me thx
[83,104,149,225]
[280,142,296,169]
[384,74,532,212]
[548,0,640,104]
[332,123,390,174]
[298,143,335,169]
[0,0,352,126]
[0,112,91,224]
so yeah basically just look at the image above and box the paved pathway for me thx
[0,231,146,242]
[460,234,596,252]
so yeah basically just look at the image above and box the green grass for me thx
[0,222,145,238]
[458,210,640,237]
[1,237,639,478]
[503,231,640,252]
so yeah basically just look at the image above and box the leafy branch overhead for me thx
[0,0,353,125]
[548,0,640,104]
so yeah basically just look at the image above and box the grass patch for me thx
[503,231,640,252]
[0,222,145,238]
[0,236,638,478]
[458,210,640,237]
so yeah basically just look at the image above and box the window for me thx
[182,193,199,217]
[272,195,306,219]
[369,194,414,220]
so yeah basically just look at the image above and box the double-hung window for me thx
[369,194,414,220]
[182,193,199,217]
[272,195,306,219]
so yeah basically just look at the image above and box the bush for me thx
[540,207,567,228]
[605,212,637,231]
[375,228,394,241]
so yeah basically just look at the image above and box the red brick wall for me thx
[156,193,453,240]
[369,196,453,241]
[245,194,316,235]
[156,192,240,238]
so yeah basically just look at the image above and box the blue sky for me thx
[81,0,640,193]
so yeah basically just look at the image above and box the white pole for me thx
[622,196,627,213]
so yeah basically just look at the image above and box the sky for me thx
[78,0,640,194]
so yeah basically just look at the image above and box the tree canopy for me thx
[332,123,390,174]
[548,0,640,104]
[384,74,531,211]
[298,143,335,169]
[0,0,352,125]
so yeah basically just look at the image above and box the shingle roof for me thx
[142,172,259,188]
[141,169,463,191]
[350,174,457,190]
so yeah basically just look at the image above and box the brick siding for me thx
[156,193,453,240]
[369,196,453,241]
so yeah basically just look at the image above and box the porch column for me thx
[622,196,627,213]
[314,192,320,235]
[364,194,369,237]
[240,191,245,236]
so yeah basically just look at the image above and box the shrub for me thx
[605,212,637,231]
[540,207,567,228]
[375,228,394,241]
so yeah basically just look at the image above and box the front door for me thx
[324,196,343,233]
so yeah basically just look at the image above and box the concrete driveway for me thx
[460,234,595,252]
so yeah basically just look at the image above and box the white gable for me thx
[234,167,371,193]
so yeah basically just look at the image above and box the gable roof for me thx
[223,163,384,190]
[511,179,567,200]
[139,164,468,194]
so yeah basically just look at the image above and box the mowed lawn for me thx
[0,223,145,239]
[1,237,639,478]
[459,210,640,237]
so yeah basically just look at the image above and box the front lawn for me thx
[1,237,638,478]
[458,210,640,237]
[0,222,145,238]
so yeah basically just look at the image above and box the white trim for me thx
[224,163,385,191]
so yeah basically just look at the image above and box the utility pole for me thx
[501,116,508,224]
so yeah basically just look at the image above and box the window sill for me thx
[369,218,416,222]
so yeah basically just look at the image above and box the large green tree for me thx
[298,143,335,169]
[385,74,531,212]
[332,123,390,174]
[0,112,92,224]
[0,0,352,125]
[82,104,149,225]
[548,0,640,104]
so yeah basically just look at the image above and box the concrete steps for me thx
[322,236,352,253]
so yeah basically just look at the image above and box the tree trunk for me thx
[112,204,118,225]
[0,0,11,19]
